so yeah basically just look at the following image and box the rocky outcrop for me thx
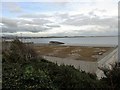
[49,41,64,44]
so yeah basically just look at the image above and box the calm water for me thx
[23,37,118,46]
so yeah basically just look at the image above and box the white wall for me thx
[96,47,118,79]
[43,56,98,73]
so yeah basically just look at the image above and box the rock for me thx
[49,41,64,44]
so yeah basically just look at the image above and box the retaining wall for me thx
[96,47,118,78]
[43,56,98,73]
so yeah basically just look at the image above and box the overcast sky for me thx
[1,0,119,37]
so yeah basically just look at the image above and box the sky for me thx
[0,0,119,37]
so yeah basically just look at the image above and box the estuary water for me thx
[24,36,118,46]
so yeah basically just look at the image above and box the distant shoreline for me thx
[2,36,118,39]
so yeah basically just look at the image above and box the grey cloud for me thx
[1,17,20,33]
[53,26,117,36]
[18,19,34,25]
[2,26,18,33]
[55,13,69,19]
[18,19,52,26]
[46,24,60,28]
[1,12,118,36]
[19,14,52,18]
[19,25,52,33]
[2,24,52,33]
[33,19,52,25]
[1,17,53,33]
[62,14,117,28]
[2,17,18,27]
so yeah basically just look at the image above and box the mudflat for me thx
[34,45,113,61]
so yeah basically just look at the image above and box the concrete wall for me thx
[43,56,98,73]
[96,47,118,78]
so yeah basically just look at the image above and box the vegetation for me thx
[2,39,120,89]
[100,63,120,90]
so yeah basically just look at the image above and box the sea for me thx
[22,36,118,47]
